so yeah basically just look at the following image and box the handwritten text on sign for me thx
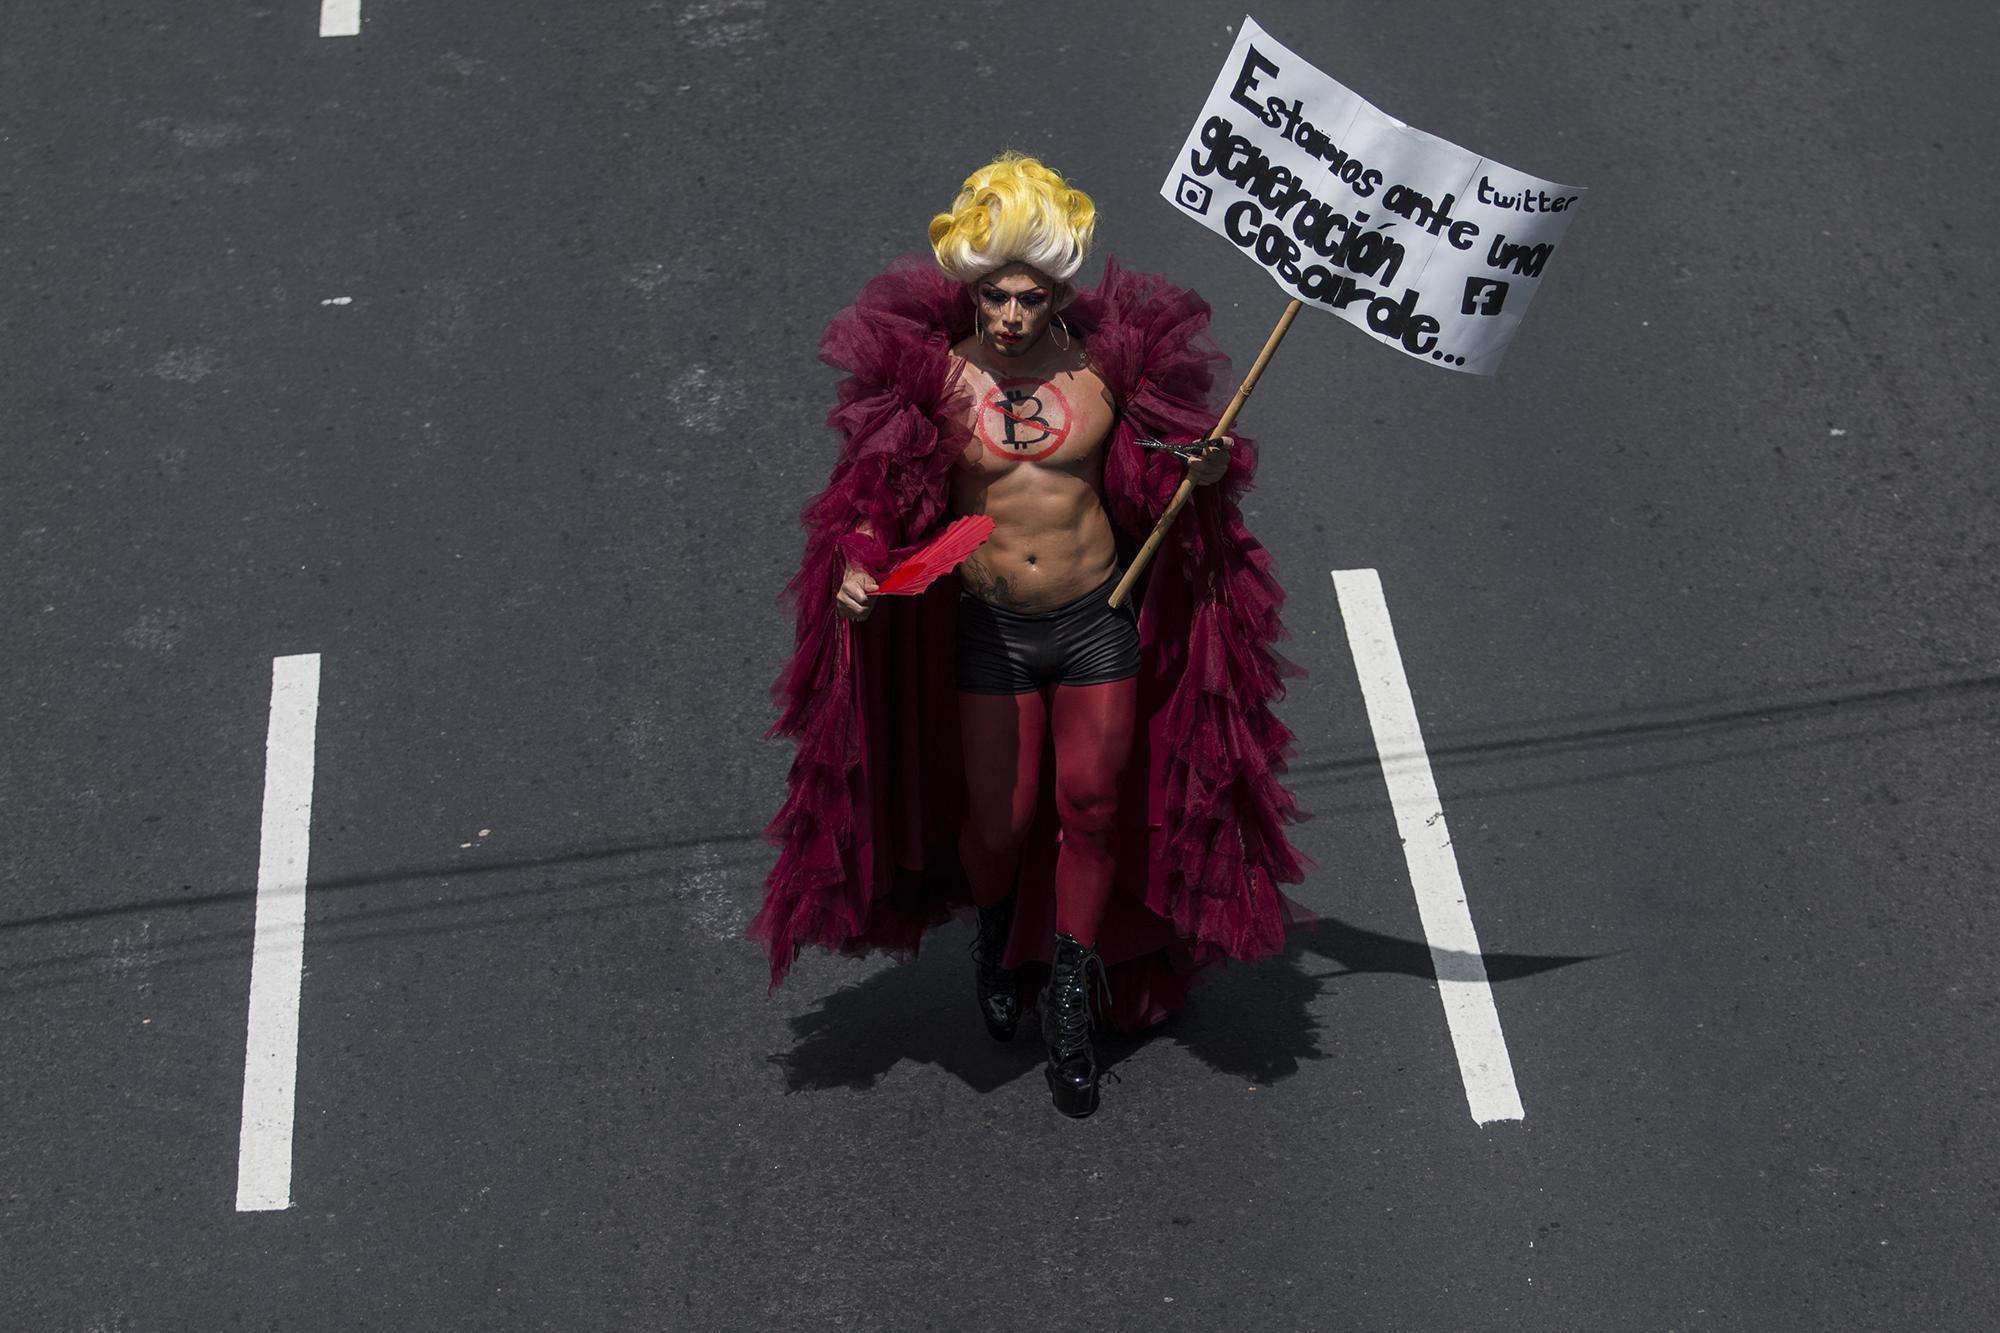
[1163,17,1584,375]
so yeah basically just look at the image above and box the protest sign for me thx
[1162,16,1584,375]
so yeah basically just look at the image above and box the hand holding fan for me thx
[872,515,996,596]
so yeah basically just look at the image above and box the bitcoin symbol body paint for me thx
[977,378,1073,463]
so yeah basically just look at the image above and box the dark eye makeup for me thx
[980,287,1048,309]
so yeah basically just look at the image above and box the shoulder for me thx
[1065,342,1115,407]
[1063,257,1217,402]
[819,257,969,380]
[818,259,973,419]
[1068,258,1212,337]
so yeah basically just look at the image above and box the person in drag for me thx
[754,152,1309,1118]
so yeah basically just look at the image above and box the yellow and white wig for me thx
[927,152,1097,288]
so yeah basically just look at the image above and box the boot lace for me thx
[1052,950,1110,1058]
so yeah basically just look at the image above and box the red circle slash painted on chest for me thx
[976,378,1073,463]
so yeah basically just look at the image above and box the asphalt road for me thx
[4,2,1996,1329]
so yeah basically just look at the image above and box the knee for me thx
[1055,785,1119,844]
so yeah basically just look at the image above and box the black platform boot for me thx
[971,898,1021,1041]
[1041,931,1104,1118]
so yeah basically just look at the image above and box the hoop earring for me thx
[1050,314,1072,352]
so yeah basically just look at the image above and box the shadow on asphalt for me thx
[768,915,1597,1094]
[3,665,1978,998]
[1287,668,2000,809]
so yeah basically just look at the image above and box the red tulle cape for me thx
[750,256,1313,1033]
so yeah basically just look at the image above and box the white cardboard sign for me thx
[1163,17,1585,375]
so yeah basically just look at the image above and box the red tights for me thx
[957,679,1137,950]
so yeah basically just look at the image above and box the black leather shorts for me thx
[956,568,1140,695]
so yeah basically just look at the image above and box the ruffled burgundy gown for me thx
[751,256,1312,1033]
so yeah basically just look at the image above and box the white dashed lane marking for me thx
[320,1,359,39]
[236,653,322,1211]
[1331,570,1525,1125]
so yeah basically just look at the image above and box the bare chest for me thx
[951,362,1118,479]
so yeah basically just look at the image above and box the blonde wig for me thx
[927,153,1097,287]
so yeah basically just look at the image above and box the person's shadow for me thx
[768,914,1595,1093]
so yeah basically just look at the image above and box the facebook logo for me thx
[1461,277,1510,316]
[1175,175,1213,215]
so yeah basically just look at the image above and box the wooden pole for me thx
[1107,298,1304,609]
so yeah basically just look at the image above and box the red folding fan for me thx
[873,515,996,596]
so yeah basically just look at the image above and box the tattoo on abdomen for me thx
[961,562,1025,610]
